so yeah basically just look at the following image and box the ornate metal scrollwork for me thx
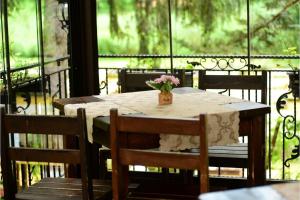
[16,92,31,114]
[187,57,248,70]
[218,89,228,94]
[99,80,108,94]
[276,90,299,169]
[187,57,263,71]
[100,80,107,90]
[247,63,261,70]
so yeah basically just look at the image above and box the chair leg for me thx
[179,169,194,184]
[99,149,110,179]
[90,143,100,178]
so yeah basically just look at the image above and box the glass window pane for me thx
[172,0,248,55]
[97,0,170,55]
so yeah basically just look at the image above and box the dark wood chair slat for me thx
[4,115,80,135]
[119,149,201,170]
[198,70,267,104]
[8,148,81,163]
[199,75,266,90]
[119,69,193,93]
[118,115,200,135]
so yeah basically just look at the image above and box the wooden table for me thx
[199,182,300,200]
[53,87,270,185]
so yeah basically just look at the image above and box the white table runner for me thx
[65,90,245,151]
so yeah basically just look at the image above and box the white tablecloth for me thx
[65,89,244,151]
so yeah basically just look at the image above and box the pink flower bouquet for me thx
[146,75,180,92]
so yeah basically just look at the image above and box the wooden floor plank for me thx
[15,178,112,200]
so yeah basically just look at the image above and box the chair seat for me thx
[208,143,248,168]
[16,178,112,200]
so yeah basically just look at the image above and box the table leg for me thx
[99,148,109,179]
[60,110,81,178]
[64,135,80,178]
[248,115,266,186]
[90,142,100,178]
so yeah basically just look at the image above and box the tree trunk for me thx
[108,0,121,37]
[44,0,68,98]
[135,0,151,54]
[153,0,168,54]
[44,0,67,58]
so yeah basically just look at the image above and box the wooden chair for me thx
[0,107,112,200]
[118,69,193,93]
[110,108,209,200]
[198,70,267,180]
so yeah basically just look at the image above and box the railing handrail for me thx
[45,67,70,76]
[98,67,298,73]
[0,56,69,75]
[98,54,300,59]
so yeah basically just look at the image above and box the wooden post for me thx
[66,0,100,178]
[69,0,100,97]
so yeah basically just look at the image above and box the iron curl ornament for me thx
[276,88,299,178]
[186,57,260,71]
[16,92,31,114]
[99,80,107,91]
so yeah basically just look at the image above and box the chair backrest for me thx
[0,108,93,200]
[118,69,193,93]
[198,70,267,103]
[110,109,209,200]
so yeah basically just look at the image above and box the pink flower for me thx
[160,75,168,83]
[170,76,180,86]
[146,75,181,92]
[154,78,163,83]
[159,75,180,85]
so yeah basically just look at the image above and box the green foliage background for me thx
[97,0,299,55]
[3,0,299,69]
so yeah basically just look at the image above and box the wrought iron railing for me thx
[0,56,70,188]
[0,56,69,113]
